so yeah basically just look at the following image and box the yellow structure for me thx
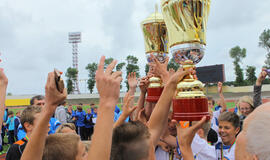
[5,99,30,107]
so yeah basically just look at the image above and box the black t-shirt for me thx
[6,137,28,160]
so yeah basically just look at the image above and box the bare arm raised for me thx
[0,69,8,131]
[88,56,122,160]
[113,92,137,128]
[147,67,190,146]
[21,72,67,160]
[217,82,227,113]
[172,117,207,160]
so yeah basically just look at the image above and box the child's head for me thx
[77,106,83,112]
[196,121,211,139]
[8,111,14,117]
[56,123,76,134]
[237,96,254,117]
[43,133,87,160]
[207,96,215,109]
[93,107,98,113]
[21,106,42,133]
[218,112,240,145]
[111,121,151,160]
[15,111,21,117]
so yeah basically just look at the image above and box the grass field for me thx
[2,102,236,154]
[7,102,236,113]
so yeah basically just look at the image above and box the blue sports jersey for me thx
[6,116,15,131]
[75,111,86,127]
[114,111,129,122]
[17,117,61,140]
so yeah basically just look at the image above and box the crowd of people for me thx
[0,55,269,160]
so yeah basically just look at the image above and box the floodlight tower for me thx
[69,32,81,94]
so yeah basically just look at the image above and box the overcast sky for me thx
[1,0,270,95]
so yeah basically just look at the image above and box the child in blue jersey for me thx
[6,111,16,144]
[14,111,21,141]
[85,108,94,140]
[74,105,86,140]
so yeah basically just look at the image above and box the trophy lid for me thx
[141,4,169,56]
[141,5,164,25]
[161,0,211,48]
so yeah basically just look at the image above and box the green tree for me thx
[167,58,180,71]
[245,66,257,85]
[145,64,149,75]
[116,62,126,71]
[116,62,126,89]
[259,29,270,68]
[7,93,12,96]
[229,46,246,86]
[104,58,114,69]
[125,55,140,90]
[85,63,98,93]
[65,67,78,94]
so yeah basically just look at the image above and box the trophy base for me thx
[172,97,210,121]
[146,87,164,103]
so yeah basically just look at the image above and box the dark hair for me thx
[218,112,240,129]
[111,121,150,160]
[30,95,45,105]
[8,111,14,116]
[77,106,83,111]
[21,106,42,131]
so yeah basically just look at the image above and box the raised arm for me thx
[172,117,207,160]
[217,82,227,113]
[254,68,267,108]
[113,92,136,128]
[88,56,122,160]
[147,67,189,146]
[0,69,8,131]
[21,72,67,160]
[133,76,148,121]
[127,72,137,96]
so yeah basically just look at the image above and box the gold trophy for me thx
[161,0,211,121]
[141,5,169,103]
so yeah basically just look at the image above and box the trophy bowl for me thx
[141,6,169,103]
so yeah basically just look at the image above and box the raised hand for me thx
[256,68,267,86]
[217,82,223,94]
[122,92,137,117]
[168,68,176,77]
[149,54,169,83]
[167,68,191,86]
[139,76,149,93]
[128,72,138,90]
[95,56,122,106]
[137,108,147,125]
[172,117,207,160]
[45,72,67,115]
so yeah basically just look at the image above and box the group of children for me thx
[0,56,269,160]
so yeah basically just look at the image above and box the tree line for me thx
[65,29,270,94]
[228,29,270,86]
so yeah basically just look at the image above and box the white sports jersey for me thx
[155,146,178,160]
[215,141,236,160]
[191,134,216,160]
[211,110,221,133]
[177,134,216,160]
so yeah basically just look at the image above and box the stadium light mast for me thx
[68,32,81,94]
